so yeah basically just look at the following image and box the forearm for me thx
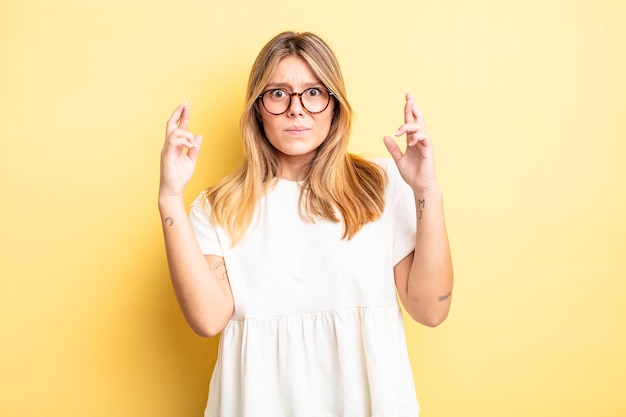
[159,194,233,337]
[405,186,454,325]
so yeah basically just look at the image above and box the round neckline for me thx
[278,177,302,184]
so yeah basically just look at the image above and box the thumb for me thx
[383,135,403,163]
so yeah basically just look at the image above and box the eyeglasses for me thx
[258,87,334,115]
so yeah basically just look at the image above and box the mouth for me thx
[285,126,310,136]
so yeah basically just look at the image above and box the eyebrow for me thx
[264,82,323,90]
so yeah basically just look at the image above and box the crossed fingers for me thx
[165,102,199,150]
[394,93,429,147]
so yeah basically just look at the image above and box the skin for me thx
[259,55,335,180]
[159,103,233,337]
[159,61,453,336]
[383,93,454,326]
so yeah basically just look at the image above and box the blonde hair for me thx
[204,31,387,244]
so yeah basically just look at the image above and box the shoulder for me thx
[190,191,214,227]
[368,157,413,203]
[369,157,394,172]
[190,191,209,211]
[369,157,403,186]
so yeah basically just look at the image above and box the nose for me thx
[287,92,304,116]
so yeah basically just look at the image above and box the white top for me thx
[190,158,419,417]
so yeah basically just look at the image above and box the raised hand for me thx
[383,93,438,192]
[160,102,203,198]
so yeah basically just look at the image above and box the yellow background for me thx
[1,0,624,416]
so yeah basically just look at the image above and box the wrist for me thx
[158,193,185,212]
[411,183,442,197]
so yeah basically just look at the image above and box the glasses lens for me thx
[301,88,330,113]
[262,89,290,114]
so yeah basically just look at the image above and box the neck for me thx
[277,153,314,181]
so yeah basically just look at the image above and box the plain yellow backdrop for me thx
[1,1,624,416]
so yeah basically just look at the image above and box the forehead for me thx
[266,55,321,87]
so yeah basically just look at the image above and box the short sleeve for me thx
[376,158,417,265]
[189,193,224,257]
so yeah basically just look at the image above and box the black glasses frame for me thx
[257,87,335,115]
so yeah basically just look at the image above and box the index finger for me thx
[166,102,189,135]
[179,102,190,130]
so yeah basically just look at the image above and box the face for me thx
[258,55,335,179]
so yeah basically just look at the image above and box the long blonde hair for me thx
[204,31,387,244]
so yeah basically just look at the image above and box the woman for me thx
[159,31,453,417]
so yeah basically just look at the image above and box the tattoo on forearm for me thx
[164,217,174,227]
[418,199,425,220]
[437,291,452,302]
[212,260,228,280]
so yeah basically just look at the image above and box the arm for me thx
[159,103,234,337]
[384,93,454,327]
[393,187,453,327]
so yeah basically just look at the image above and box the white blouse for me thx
[190,158,419,417]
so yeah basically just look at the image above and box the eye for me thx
[268,89,287,99]
[305,87,323,97]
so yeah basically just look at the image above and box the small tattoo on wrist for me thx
[438,291,452,302]
[418,199,425,220]
[164,217,174,227]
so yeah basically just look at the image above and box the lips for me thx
[285,126,310,132]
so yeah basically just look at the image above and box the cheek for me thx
[264,122,281,141]
[259,112,277,138]
[320,109,335,135]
